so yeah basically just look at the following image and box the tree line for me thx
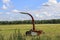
[0,19,60,25]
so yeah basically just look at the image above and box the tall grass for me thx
[0,34,4,40]
[0,29,60,40]
[9,29,26,40]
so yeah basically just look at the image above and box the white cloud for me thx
[2,5,7,10]
[48,0,57,4]
[43,0,58,6]
[35,14,43,18]
[28,0,60,20]
[42,12,52,16]
[0,12,3,14]
[12,9,20,13]
[6,12,11,14]
[35,14,39,17]
[2,0,11,3]
[2,0,13,10]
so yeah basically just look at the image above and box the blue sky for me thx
[0,0,60,21]
[0,0,48,11]
[9,0,60,10]
[12,0,48,10]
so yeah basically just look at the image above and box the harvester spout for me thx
[20,12,35,31]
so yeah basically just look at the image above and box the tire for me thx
[26,31,31,36]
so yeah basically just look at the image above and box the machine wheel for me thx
[26,31,31,36]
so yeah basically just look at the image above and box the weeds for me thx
[0,29,60,40]
[0,34,4,40]
[55,35,60,40]
[9,29,26,40]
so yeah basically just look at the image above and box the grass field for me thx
[0,24,60,40]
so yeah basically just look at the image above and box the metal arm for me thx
[20,12,35,31]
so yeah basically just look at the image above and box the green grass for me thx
[0,24,60,40]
